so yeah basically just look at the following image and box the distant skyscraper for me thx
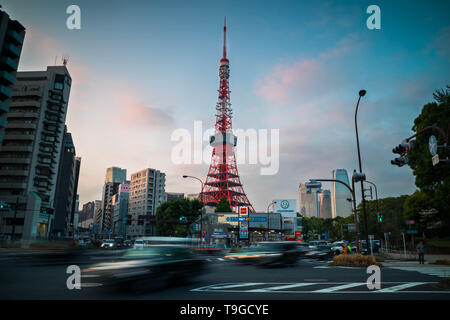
[0,8,25,151]
[99,167,127,234]
[105,167,126,184]
[319,190,332,219]
[298,183,320,218]
[128,168,165,238]
[331,169,353,218]
[0,65,72,240]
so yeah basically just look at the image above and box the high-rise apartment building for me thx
[127,168,165,238]
[0,65,72,240]
[0,8,25,150]
[52,128,81,237]
[331,169,353,218]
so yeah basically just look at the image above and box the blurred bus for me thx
[133,237,200,248]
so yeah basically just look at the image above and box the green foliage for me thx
[155,198,203,237]
[215,197,232,213]
[406,86,450,235]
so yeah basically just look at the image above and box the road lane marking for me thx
[80,282,103,288]
[209,283,264,289]
[217,258,224,261]
[247,283,316,292]
[81,274,101,278]
[313,282,365,293]
[375,282,427,293]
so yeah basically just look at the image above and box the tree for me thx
[155,198,203,237]
[215,197,232,213]
[407,86,450,235]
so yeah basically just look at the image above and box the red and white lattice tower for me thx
[200,18,255,213]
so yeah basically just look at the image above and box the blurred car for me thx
[225,241,300,267]
[295,242,312,257]
[304,245,334,260]
[308,240,328,249]
[330,241,348,255]
[124,240,133,248]
[101,239,118,249]
[77,237,92,248]
[195,243,228,256]
[82,244,207,292]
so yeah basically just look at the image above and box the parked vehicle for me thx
[101,239,118,249]
[308,240,328,249]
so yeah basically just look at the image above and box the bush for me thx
[329,254,382,267]
[437,278,450,290]
[432,259,450,266]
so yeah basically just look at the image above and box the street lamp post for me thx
[182,175,204,243]
[309,178,360,254]
[266,201,276,240]
[354,89,370,249]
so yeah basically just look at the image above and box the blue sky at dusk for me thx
[2,0,449,211]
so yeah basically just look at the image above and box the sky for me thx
[2,0,449,212]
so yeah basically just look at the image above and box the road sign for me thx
[429,135,437,156]
[296,230,301,236]
[406,229,418,234]
[405,220,415,225]
[432,154,439,166]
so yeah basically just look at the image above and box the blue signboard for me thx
[93,224,98,234]
[226,217,267,222]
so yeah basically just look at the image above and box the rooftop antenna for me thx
[54,55,58,66]
[223,16,227,59]
[62,55,69,66]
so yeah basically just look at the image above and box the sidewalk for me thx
[381,254,450,267]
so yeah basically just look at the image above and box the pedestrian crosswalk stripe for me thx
[247,283,316,292]
[375,282,426,293]
[313,282,365,293]
[209,283,263,289]
[191,282,447,294]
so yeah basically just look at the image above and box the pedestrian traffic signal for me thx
[179,216,188,224]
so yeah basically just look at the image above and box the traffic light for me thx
[179,216,188,224]
[377,212,383,223]
[0,201,11,212]
[352,171,366,182]
[391,141,414,167]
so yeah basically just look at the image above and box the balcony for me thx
[0,85,12,100]
[5,123,36,130]
[7,112,39,119]
[10,100,40,108]
[0,145,33,152]
[3,134,35,141]
[3,43,21,58]
[0,101,9,113]
[0,157,31,164]
[0,57,18,72]
[6,30,24,46]
[0,170,29,176]
[0,182,27,189]
[0,71,15,86]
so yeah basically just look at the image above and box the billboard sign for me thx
[273,199,296,216]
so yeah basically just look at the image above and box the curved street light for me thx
[182,175,205,242]
[354,89,370,249]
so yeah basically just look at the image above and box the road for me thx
[1,250,449,300]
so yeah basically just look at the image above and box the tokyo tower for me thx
[200,18,255,213]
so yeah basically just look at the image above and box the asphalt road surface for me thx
[1,250,449,300]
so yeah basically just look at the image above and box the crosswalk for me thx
[191,281,449,294]
[387,266,450,278]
